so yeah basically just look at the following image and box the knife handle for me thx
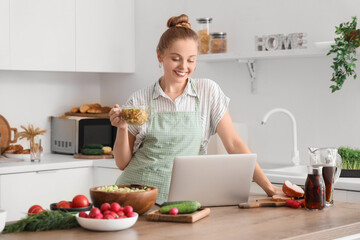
[239,202,261,208]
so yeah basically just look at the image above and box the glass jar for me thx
[196,18,212,54]
[304,166,325,210]
[210,32,227,53]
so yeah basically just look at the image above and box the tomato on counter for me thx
[71,195,89,208]
[28,205,45,216]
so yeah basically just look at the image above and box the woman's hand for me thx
[109,104,127,129]
[267,184,284,197]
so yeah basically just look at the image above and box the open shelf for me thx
[197,48,330,93]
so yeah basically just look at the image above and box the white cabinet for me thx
[76,0,135,73]
[0,167,93,221]
[10,0,75,71]
[0,0,10,69]
[93,167,121,187]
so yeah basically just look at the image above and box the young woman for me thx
[109,14,283,202]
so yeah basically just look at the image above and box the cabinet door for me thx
[93,167,121,187]
[10,0,75,71]
[0,167,92,221]
[0,0,10,69]
[76,0,135,73]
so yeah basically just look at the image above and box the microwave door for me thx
[78,119,114,153]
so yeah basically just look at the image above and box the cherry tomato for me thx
[28,205,45,216]
[71,195,89,208]
[56,201,72,209]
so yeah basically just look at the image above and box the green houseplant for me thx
[327,16,360,92]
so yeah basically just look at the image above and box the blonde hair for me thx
[157,14,198,54]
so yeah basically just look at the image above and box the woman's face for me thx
[158,38,198,83]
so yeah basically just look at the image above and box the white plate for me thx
[4,153,44,161]
[76,211,138,231]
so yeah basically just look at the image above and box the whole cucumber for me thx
[161,200,201,208]
[159,201,201,214]
[81,148,104,155]
[82,144,103,149]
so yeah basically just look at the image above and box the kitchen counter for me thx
[0,154,118,174]
[2,198,360,240]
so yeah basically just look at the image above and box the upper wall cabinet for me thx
[76,0,135,73]
[0,0,10,69]
[10,0,76,71]
[3,0,135,73]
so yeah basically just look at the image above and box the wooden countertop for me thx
[2,199,360,240]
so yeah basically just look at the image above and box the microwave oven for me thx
[51,116,116,154]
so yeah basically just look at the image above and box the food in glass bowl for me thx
[121,106,148,125]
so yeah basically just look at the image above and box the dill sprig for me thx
[3,210,79,233]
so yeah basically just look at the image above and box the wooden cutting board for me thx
[239,198,286,208]
[74,153,114,159]
[146,208,210,223]
[0,115,17,154]
[65,112,110,118]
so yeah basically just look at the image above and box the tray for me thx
[74,153,114,159]
[146,208,210,223]
[340,170,360,178]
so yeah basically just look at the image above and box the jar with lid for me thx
[304,165,325,210]
[196,18,212,54]
[210,32,227,53]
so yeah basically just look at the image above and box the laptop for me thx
[167,154,257,206]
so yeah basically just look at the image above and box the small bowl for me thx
[76,211,138,231]
[90,184,158,215]
[50,202,93,212]
[121,106,148,125]
[0,209,6,233]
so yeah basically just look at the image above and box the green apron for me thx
[116,79,202,203]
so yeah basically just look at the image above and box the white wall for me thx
[101,0,360,167]
[0,70,101,152]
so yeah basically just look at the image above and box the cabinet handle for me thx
[36,170,57,174]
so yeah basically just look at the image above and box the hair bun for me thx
[167,14,191,29]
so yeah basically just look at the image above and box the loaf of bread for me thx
[72,103,111,114]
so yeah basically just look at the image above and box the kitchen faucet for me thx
[261,108,300,166]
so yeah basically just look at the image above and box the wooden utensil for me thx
[239,198,286,208]
[0,115,17,154]
[146,208,210,223]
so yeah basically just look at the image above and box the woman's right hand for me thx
[109,104,127,129]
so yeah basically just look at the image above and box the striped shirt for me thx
[126,78,230,154]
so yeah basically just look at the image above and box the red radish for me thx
[101,203,111,212]
[104,214,115,219]
[169,208,179,215]
[111,202,121,212]
[90,207,101,215]
[285,199,294,207]
[103,210,112,216]
[123,205,133,215]
[300,200,305,208]
[117,211,125,217]
[94,213,103,219]
[118,207,124,212]
[107,211,119,218]
[79,211,88,218]
[282,180,304,198]
[127,212,137,218]
[292,201,301,209]
[89,212,97,218]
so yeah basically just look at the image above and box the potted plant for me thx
[338,146,360,177]
[327,16,360,92]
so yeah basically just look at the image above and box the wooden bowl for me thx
[90,184,158,215]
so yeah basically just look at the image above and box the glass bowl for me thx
[121,106,148,125]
